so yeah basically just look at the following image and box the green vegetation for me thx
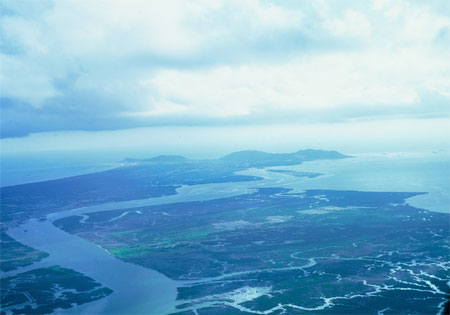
[0,149,348,226]
[54,188,450,314]
[0,231,49,272]
[1,150,447,314]
[110,244,155,258]
[1,265,113,314]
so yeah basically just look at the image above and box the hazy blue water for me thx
[265,151,450,213]
[0,148,210,187]
[3,180,260,314]
[0,151,122,187]
[6,219,179,315]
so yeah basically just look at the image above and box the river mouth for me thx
[4,152,449,314]
[7,219,180,315]
[4,171,280,314]
[3,167,308,314]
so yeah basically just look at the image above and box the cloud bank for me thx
[1,0,449,138]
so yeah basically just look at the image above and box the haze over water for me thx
[292,152,450,214]
[2,149,448,215]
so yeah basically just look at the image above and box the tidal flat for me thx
[54,188,450,314]
[1,150,449,314]
[1,265,112,314]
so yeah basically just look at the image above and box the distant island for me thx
[123,149,351,166]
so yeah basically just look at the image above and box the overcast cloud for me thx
[0,0,449,140]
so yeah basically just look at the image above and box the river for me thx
[4,151,449,314]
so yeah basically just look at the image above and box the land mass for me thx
[54,188,449,314]
[1,265,112,314]
[0,149,349,227]
[0,232,49,272]
[1,149,448,314]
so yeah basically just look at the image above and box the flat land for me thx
[1,265,112,314]
[54,188,450,314]
[0,232,49,272]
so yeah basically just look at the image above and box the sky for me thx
[1,0,449,155]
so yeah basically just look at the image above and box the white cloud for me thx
[371,0,450,43]
[1,0,303,107]
[325,10,373,38]
[2,0,302,58]
[373,0,390,11]
[0,53,59,107]
[131,47,447,118]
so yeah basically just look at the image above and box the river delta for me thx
[1,150,449,314]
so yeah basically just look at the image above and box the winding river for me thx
[3,152,449,314]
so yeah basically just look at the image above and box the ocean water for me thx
[273,151,450,214]
[0,151,120,187]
